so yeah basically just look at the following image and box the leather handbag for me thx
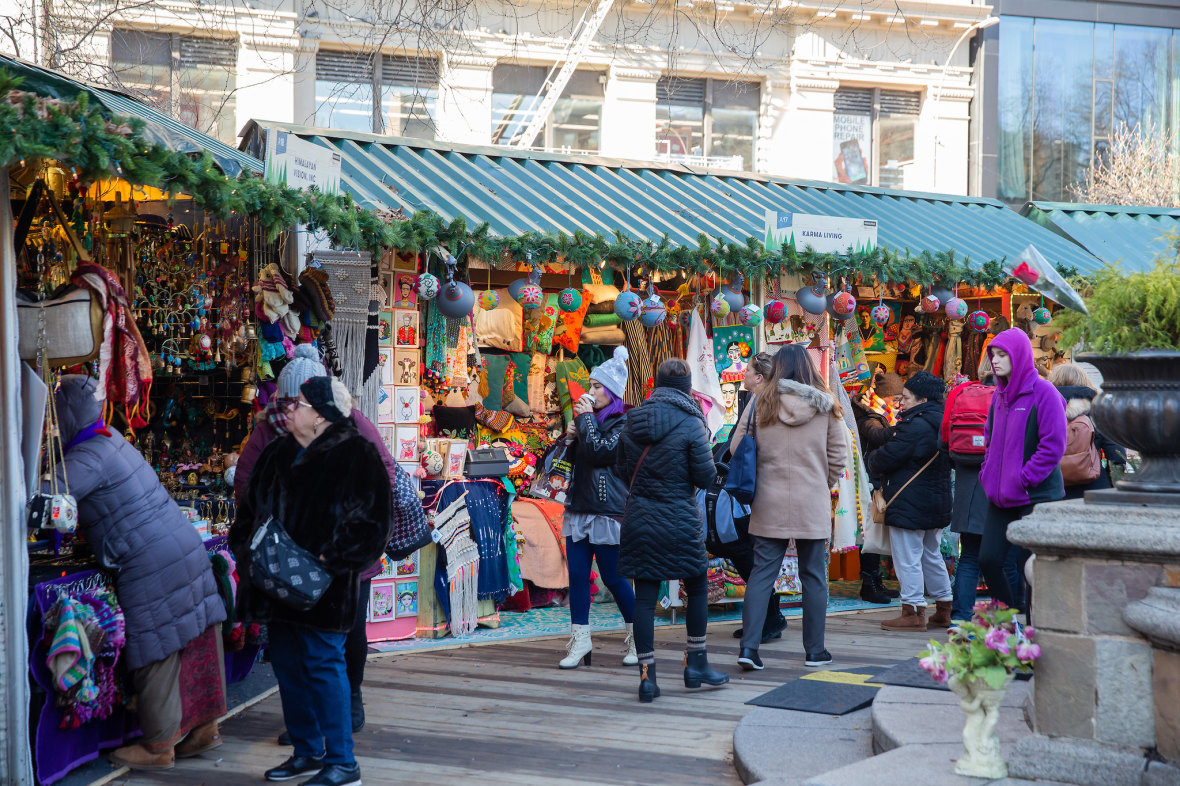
[249,516,332,611]
[17,287,104,366]
[871,453,939,525]
[385,464,432,560]
[725,401,758,505]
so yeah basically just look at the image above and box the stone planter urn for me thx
[948,673,1014,779]
[1081,351,1180,497]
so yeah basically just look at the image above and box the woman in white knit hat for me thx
[557,346,638,669]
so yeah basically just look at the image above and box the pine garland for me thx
[0,69,1068,289]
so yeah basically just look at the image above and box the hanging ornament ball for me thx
[558,287,583,313]
[640,295,667,327]
[1033,306,1053,325]
[968,310,992,333]
[518,283,544,309]
[437,279,475,318]
[920,294,941,314]
[679,308,695,328]
[832,291,857,317]
[871,304,892,326]
[416,273,440,300]
[739,304,763,326]
[931,286,955,306]
[478,289,499,311]
[944,297,969,320]
[508,278,529,302]
[199,334,212,351]
[764,300,787,324]
[423,451,445,477]
[615,291,642,321]
[796,285,828,316]
[711,295,732,317]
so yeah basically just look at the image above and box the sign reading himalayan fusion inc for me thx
[264,130,344,260]
[763,211,879,256]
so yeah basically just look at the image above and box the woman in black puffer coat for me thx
[617,358,726,702]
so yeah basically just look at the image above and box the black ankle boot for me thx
[874,572,900,599]
[859,571,892,604]
[350,689,365,733]
[638,662,660,703]
[683,649,729,689]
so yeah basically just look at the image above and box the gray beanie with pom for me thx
[277,344,327,398]
[589,345,629,400]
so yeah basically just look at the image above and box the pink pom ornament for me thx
[967,310,991,333]
[558,288,583,313]
[944,297,968,320]
[832,291,856,317]
[478,290,499,310]
[764,300,787,324]
[871,304,892,326]
[711,295,731,317]
[1033,306,1052,325]
[518,283,543,309]
[920,294,941,314]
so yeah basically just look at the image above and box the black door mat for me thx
[745,668,885,715]
[875,657,1032,693]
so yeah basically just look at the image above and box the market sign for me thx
[764,211,878,256]
[265,130,342,194]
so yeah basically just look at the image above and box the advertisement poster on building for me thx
[832,113,871,184]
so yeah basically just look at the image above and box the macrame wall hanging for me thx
[431,492,480,636]
[309,250,380,424]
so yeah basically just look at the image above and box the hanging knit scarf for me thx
[313,252,379,424]
[431,492,480,636]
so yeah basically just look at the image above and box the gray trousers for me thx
[741,536,829,654]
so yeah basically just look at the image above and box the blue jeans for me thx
[566,537,635,626]
[268,621,354,766]
[952,534,1027,621]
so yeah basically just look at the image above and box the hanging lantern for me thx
[871,304,892,325]
[640,295,667,327]
[967,310,992,333]
[1033,306,1052,325]
[720,274,745,313]
[795,271,829,316]
[558,287,583,313]
[739,304,763,326]
[764,300,787,324]
[944,297,968,320]
[518,283,544,309]
[478,290,499,311]
[615,290,642,321]
[711,294,731,317]
[831,291,856,317]
[920,294,941,314]
[437,279,475,318]
[416,273,440,300]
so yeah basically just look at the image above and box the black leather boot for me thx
[683,649,730,689]
[859,571,892,604]
[874,572,900,599]
[638,662,660,703]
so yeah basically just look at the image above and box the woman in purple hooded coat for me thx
[979,329,1067,611]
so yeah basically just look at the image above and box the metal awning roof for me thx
[1,55,262,177]
[1022,201,1179,274]
[243,120,1100,274]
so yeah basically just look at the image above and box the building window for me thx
[832,88,920,188]
[656,77,759,171]
[110,28,238,144]
[996,16,1179,205]
[491,65,603,152]
[315,51,438,139]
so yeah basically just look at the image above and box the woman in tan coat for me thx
[730,344,848,670]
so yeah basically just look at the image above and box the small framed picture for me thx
[394,386,420,424]
[379,250,396,273]
[369,582,397,623]
[394,310,419,347]
[396,425,419,462]
[379,272,395,309]
[378,386,395,424]
[445,440,467,478]
[378,311,394,345]
[392,273,418,309]
[377,554,397,579]
[380,426,396,452]
[395,350,419,386]
[393,250,418,273]
[396,551,420,578]
[379,348,395,386]
[395,580,418,617]
[398,461,422,492]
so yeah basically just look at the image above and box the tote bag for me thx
[725,401,758,505]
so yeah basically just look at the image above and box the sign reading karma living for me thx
[764,211,879,256]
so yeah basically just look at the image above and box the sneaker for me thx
[804,650,834,667]
[301,763,362,786]
[737,648,764,671]
[264,755,324,782]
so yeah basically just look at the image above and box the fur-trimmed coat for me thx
[729,379,849,541]
[230,419,392,633]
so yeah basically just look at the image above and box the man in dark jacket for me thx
[866,371,953,633]
[617,359,726,702]
[48,376,226,771]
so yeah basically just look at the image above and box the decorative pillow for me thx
[474,289,523,352]
[585,283,621,305]
[523,294,559,354]
[482,354,512,410]
[578,324,626,345]
[552,289,592,354]
[474,403,515,432]
[555,358,590,424]
[584,312,622,328]
[528,353,548,414]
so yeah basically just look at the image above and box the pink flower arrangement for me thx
[920,601,1041,689]
[984,626,1012,655]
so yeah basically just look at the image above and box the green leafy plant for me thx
[1057,251,1180,353]
[919,601,1040,690]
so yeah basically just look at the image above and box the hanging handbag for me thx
[248,515,333,611]
[725,400,758,505]
[17,287,104,366]
[870,453,939,525]
[26,374,77,534]
[385,464,432,560]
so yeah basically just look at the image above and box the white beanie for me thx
[590,346,629,400]
[276,344,327,398]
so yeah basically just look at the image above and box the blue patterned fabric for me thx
[436,481,512,602]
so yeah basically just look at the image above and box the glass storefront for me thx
[491,66,603,152]
[315,52,438,139]
[996,16,1180,205]
[656,77,759,170]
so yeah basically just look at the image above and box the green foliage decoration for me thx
[1056,252,1180,353]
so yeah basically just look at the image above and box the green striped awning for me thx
[1022,202,1180,274]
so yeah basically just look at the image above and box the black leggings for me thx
[632,574,708,664]
[345,579,371,694]
[979,504,1033,612]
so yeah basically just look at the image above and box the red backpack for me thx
[947,382,994,455]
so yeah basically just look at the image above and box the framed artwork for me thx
[394,310,419,347]
[396,425,419,462]
[369,582,397,623]
[392,273,418,309]
[377,554,397,579]
[379,348,395,386]
[379,251,395,273]
[379,272,395,309]
[395,350,419,386]
[378,386,395,424]
[396,551,420,578]
[380,426,396,452]
[397,461,422,493]
[393,250,418,273]
[395,580,418,617]
[377,311,394,345]
[445,440,467,478]
[394,386,420,424]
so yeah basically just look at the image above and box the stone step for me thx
[872,682,1033,753]
[733,706,874,786]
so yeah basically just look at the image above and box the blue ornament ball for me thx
[615,291,642,321]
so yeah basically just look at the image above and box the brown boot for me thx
[928,601,953,628]
[110,743,175,771]
[175,721,222,758]
[881,604,927,632]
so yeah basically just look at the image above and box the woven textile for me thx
[313,251,379,423]
[432,492,480,636]
[621,319,652,406]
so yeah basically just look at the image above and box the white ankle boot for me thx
[623,622,638,666]
[559,624,593,669]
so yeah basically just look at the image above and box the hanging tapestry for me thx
[312,251,379,423]
[431,492,480,636]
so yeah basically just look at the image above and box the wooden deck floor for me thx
[104,609,926,786]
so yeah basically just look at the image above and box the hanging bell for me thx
[240,382,257,404]
[239,365,253,383]
[244,323,258,341]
